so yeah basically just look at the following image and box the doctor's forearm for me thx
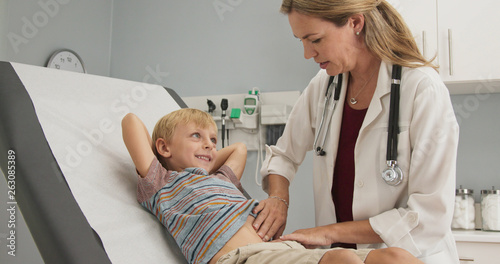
[252,174,290,240]
[266,174,290,202]
[328,220,383,244]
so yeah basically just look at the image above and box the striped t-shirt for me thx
[137,157,259,264]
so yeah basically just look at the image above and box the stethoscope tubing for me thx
[314,65,403,186]
[314,74,342,156]
[387,65,402,161]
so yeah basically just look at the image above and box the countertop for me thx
[453,230,500,243]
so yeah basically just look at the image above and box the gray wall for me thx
[1,1,499,263]
[109,0,318,96]
[451,92,500,198]
[1,0,113,76]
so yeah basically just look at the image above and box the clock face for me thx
[47,49,86,73]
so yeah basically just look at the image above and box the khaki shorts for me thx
[216,241,372,264]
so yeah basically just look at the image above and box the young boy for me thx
[122,109,422,264]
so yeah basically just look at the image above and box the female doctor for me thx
[252,0,460,263]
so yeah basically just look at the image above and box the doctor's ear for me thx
[155,138,171,158]
[349,13,365,35]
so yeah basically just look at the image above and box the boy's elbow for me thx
[121,113,139,140]
[236,142,247,151]
[235,142,247,154]
[122,113,136,125]
[122,113,142,132]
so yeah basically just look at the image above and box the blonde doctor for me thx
[252,0,460,263]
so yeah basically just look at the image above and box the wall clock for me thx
[46,49,86,73]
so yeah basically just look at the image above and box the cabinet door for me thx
[396,0,438,62]
[437,0,500,82]
[456,241,500,264]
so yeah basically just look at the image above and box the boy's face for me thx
[164,122,217,173]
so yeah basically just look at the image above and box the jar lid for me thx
[456,188,473,195]
[481,186,500,195]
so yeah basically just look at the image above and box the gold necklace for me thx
[349,69,378,105]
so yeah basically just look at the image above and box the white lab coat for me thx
[261,61,460,263]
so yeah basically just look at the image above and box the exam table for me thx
[0,61,189,264]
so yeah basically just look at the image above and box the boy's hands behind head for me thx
[122,110,248,181]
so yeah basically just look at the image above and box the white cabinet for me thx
[455,241,500,264]
[396,0,437,62]
[453,230,500,264]
[437,0,500,82]
[397,0,500,89]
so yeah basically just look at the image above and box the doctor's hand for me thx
[280,226,334,249]
[252,197,288,241]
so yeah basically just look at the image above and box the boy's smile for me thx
[164,122,218,173]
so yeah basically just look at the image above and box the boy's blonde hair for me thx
[152,108,217,168]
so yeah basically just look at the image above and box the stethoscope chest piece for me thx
[381,160,403,186]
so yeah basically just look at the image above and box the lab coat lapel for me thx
[324,73,348,188]
[360,61,392,133]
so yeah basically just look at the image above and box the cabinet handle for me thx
[448,29,454,76]
[422,31,427,58]
[459,257,474,262]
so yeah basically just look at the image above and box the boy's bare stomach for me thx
[209,216,264,264]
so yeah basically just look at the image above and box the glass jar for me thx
[452,186,475,230]
[481,187,500,231]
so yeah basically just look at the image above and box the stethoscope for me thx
[313,65,403,186]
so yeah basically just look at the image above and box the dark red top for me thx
[331,102,367,249]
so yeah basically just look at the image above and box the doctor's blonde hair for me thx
[280,0,438,70]
[152,108,217,168]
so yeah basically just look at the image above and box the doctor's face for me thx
[288,10,359,76]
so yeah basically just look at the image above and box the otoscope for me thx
[207,99,216,114]
[220,99,228,148]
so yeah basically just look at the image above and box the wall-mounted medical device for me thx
[260,104,292,125]
[260,104,292,146]
[231,109,258,130]
[220,98,228,147]
[244,88,259,115]
[182,91,300,151]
